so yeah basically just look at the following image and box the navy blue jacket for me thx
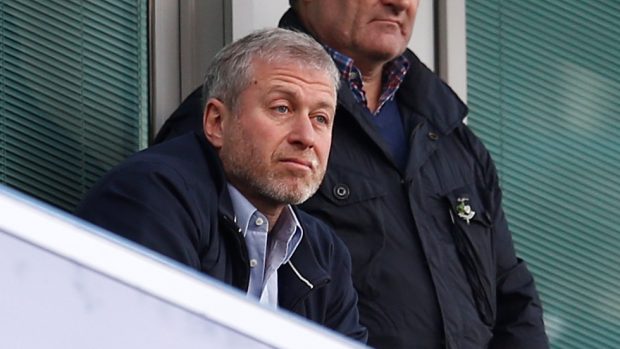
[151,9,548,349]
[76,132,368,342]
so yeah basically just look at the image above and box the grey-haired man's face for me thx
[209,58,336,209]
[300,0,418,70]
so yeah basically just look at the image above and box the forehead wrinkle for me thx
[263,64,335,86]
[267,84,336,110]
[268,84,302,97]
[267,77,336,96]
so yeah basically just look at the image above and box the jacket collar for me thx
[278,208,330,311]
[278,8,309,35]
[194,132,237,220]
[195,133,251,290]
[398,50,468,136]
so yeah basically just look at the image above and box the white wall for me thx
[438,0,467,102]
[410,0,435,70]
[150,0,181,136]
[232,0,289,36]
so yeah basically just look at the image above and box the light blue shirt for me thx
[227,184,303,308]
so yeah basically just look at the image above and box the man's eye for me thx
[315,115,329,125]
[274,105,289,113]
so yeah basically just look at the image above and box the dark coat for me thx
[151,9,548,349]
[76,132,368,342]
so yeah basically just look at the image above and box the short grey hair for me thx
[203,28,340,112]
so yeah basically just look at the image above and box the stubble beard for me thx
[221,137,324,206]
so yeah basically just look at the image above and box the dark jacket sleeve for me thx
[462,126,549,349]
[75,160,207,269]
[152,86,204,145]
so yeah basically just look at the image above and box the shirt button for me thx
[255,217,264,226]
[249,259,258,268]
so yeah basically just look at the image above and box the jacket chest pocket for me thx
[431,186,497,326]
[300,165,387,295]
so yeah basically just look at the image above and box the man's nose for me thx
[382,0,414,12]
[288,114,315,148]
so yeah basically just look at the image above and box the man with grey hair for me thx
[77,28,367,341]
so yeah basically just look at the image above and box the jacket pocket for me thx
[300,165,387,296]
[443,187,496,327]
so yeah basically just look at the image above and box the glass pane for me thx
[0,0,148,211]
[467,2,620,348]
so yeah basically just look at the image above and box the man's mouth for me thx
[279,157,316,171]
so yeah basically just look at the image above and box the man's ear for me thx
[203,98,228,148]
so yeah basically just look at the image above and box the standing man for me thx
[154,1,549,348]
[77,28,367,342]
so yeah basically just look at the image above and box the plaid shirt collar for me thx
[324,45,410,115]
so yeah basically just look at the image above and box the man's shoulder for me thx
[77,132,220,221]
[146,130,211,161]
[101,132,216,191]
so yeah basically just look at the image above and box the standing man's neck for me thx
[357,62,385,113]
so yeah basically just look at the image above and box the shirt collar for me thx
[323,45,410,115]
[227,183,256,237]
[227,184,303,262]
[272,205,303,264]
[323,45,357,82]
